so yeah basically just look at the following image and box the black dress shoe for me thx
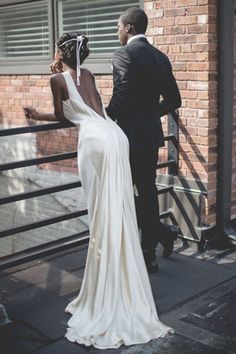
[162,236,175,258]
[145,258,159,273]
[143,252,159,273]
[161,224,179,258]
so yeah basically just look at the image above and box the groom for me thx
[106,7,181,272]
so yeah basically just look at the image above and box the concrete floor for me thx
[0,170,235,354]
[0,241,235,354]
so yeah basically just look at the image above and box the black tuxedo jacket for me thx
[106,37,181,151]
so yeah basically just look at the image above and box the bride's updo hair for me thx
[56,32,89,69]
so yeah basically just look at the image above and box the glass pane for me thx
[57,0,140,55]
[0,0,50,58]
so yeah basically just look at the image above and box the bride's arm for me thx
[23,74,68,123]
[23,108,58,121]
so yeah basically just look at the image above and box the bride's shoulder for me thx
[50,72,64,81]
[81,68,94,80]
[50,72,67,88]
[50,73,67,92]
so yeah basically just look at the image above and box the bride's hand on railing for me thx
[23,107,59,122]
[23,107,40,120]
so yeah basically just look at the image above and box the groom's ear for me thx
[126,24,136,34]
[125,24,132,33]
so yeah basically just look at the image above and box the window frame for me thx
[0,0,143,75]
[0,0,55,74]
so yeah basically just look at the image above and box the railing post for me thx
[167,111,179,176]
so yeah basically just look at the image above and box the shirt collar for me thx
[127,34,146,44]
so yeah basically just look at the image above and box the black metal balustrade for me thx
[157,112,179,219]
[0,113,178,271]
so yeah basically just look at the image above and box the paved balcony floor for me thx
[0,241,235,354]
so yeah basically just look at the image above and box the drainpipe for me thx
[217,0,236,245]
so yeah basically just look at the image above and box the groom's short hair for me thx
[120,7,148,34]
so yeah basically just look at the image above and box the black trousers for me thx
[130,148,162,253]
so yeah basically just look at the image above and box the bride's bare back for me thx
[53,68,105,120]
[76,69,105,119]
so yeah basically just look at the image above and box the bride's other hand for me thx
[50,60,63,74]
[23,107,40,120]
[50,48,63,74]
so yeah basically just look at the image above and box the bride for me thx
[23,32,173,350]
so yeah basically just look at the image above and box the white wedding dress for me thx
[62,71,173,349]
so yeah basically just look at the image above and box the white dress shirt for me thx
[127,34,146,44]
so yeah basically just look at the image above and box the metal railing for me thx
[0,113,178,270]
[0,121,89,270]
[157,112,179,220]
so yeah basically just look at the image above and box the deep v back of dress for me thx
[63,69,173,349]
[62,71,106,124]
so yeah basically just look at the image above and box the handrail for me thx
[157,159,175,169]
[0,231,90,271]
[0,210,88,239]
[0,121,74,137]
[0,152,77,171]
[0,181,81,205]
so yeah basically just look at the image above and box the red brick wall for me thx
[0,75,51,125]
[145,0,218,224]
[0,0,227,227]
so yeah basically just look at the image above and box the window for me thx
[57,0,139,55]
[0,0,50,59]
[0,0,141,74]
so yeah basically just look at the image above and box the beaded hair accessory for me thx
[58,35,84,85]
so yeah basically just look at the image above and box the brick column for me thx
[145,0,218,229]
